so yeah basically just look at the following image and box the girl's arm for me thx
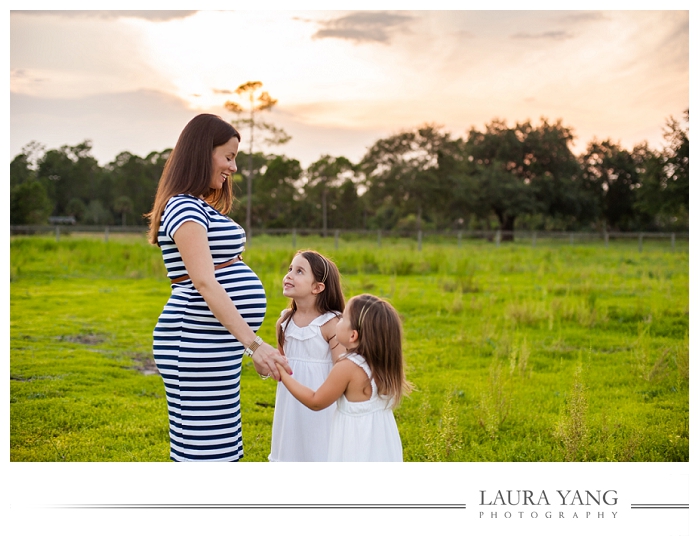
[276,358,355,411]
[174,221,291,380]
[321,316,346,364]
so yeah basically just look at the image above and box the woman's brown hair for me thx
[277,250,345,349]
[345,294,412,407]
[146,114,241,244]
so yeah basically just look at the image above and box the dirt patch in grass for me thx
[11,375,30,382]
[11,374,67,382]
[129,353,159,376]
[58,333,108,345]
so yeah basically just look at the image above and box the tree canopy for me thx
[10,111,688,234]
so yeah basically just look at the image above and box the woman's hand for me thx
[252,342,291,381]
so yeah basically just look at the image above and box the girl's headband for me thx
[357,300,378,330]
[320,255,329,283]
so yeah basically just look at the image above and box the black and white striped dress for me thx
[153,194,266,461]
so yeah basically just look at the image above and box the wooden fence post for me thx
[292,228,297,248]
[671,232,675,251]
[638,233,643,252]
[496,230,501,248]
[417,230,422,252]
[104,226,109,243]
[55,226,60,242]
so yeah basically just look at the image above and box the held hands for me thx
[251,342,291,381]
[275,361,291,381]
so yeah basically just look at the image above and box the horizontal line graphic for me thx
[48,503,466,510]
[630,504,688,509]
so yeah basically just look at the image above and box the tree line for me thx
[10,111,688,234]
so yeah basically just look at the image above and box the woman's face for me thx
[210,137,239,190]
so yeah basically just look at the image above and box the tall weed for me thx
[509,338,531,377]
[675,332,689,389]
[420,392,464,462]
[632,325,671,383]
[505,299,548,326]
[554,359,588,461]
[476,361,511,439]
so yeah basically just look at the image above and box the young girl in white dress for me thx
[275,294,412,462]
[268,250,345,462]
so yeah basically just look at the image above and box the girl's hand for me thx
[252,342,291,381]
[275,361,290,380]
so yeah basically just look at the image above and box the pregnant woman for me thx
[146,113,289,461]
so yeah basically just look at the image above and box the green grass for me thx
[10,233,689,461]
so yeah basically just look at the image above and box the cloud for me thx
[655,13,689,70]
[510,31,573,41]
[453,30,475,40]
[312,11,413,44]
[556,11,606,24]
[10,89,196,164]
[11,10,197,22]
[11,68,46,84]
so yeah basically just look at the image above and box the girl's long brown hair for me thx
[146,114,241,244]
[345,294,412,407]
[277,250,345,349]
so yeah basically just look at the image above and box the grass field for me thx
[9,232,689,461]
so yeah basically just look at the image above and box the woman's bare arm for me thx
[174,221,290,380]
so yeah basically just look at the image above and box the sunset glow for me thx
[10,9,689,166]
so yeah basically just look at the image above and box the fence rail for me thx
[10,225,688,251]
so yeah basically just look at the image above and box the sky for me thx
[9,8,690,168]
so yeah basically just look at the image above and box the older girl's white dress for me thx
[327,353,403,462]
[269,311,339,462]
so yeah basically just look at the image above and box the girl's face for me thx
[210,137,239,190]
[336,303,358,349]
[283,254,322,300]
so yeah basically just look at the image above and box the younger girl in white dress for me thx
[275,294,412,461]
[268,250,345,462]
